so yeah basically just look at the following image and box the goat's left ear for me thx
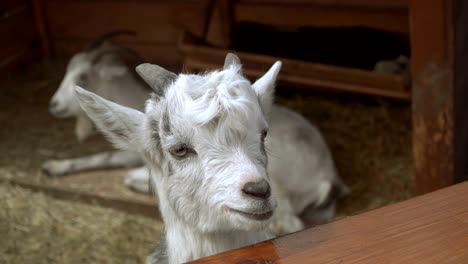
[74,86,144,152]
[252,61,282,114]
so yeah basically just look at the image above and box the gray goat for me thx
[43,31,151,192]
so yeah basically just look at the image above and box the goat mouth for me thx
[229,208,273,221]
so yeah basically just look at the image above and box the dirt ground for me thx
[0,59,413,262]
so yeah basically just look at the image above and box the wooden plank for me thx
[44,1,207,45]
[1,178,160,220]
[180,33,410,99]
[234,3,409,34]
[189,181,468,263]
[454,0,468,184]
[410,0,455,194]
[237,0,408,9]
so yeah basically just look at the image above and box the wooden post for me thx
[454,0,468,184]
[409,0,455,194]
[204,0,233,48]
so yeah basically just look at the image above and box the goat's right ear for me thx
[74,86,144,152]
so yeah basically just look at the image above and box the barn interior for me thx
[1,1,459,263]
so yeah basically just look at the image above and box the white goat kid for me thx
[74,54,349,263]
[42,31,151,192]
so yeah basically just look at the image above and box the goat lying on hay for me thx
[42,31,152,192]
[74,53,349,263]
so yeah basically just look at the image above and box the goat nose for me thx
[242,179,271,199]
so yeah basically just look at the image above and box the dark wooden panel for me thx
[190,181,468,263]
[454,0,468,184]
[0,0,28,12]
[234,4,409,34]
[237,0,408,9]
[45,0,208,45]
[410,0,455,194]
[0,2,37,72]
[0,8,34,57]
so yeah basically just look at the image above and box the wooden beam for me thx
[454,0,468,184]
[234,3,409,34]
[2,178,160,220]
[189,181,468,263]
[410,0,455,194]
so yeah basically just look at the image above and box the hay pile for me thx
[0,184,164,264]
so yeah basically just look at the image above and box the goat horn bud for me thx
[136,63,177,95]
[224,53,241,69]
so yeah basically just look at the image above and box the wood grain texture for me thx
[410,0,455,194]
[189,181,468,263]
[44,0,207,45]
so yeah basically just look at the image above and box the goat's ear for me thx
[252,61,282,114]
[74,86,144,152]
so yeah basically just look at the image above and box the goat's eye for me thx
[170,144,194,159]
[78,73,88,84]
[261,129,268,141]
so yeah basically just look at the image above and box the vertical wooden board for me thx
[454,0,468,183]
[205,0,233,47]
[410,0,454,194]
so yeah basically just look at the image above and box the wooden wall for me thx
[38,0,212,69]
[0,0,39,74]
